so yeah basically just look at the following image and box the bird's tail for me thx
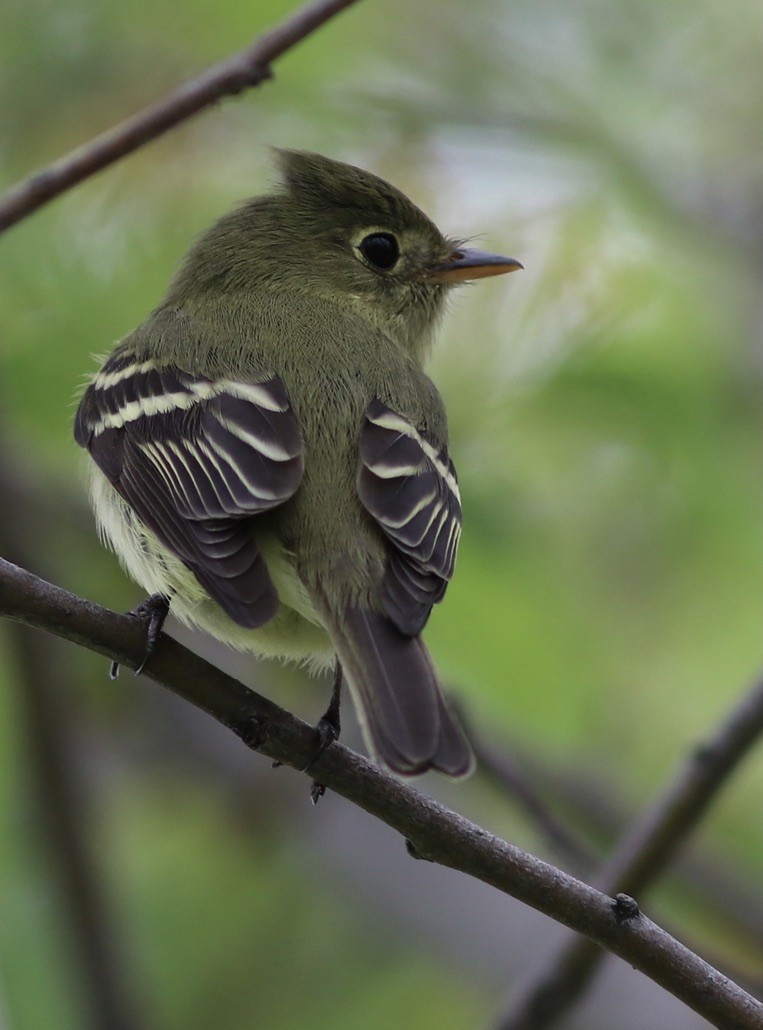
[325,603,474,777]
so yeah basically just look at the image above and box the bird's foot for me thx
[109,593,171,679]
[306,662,343,804]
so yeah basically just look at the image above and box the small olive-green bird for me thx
[74,151,521,777]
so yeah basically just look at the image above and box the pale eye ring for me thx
[358,232,400,271]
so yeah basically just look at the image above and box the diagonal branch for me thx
[0,0,363,234]
[0,557,761,1030]
[498,674,763,1029]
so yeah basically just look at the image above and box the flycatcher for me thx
[75,151,521,777]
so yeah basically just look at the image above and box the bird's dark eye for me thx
[358,233,400,271]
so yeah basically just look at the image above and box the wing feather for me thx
[357,399,462,636]
[75,352,304,627]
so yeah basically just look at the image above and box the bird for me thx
[74,150,521,777]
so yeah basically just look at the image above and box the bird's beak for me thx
[425,247,523,284]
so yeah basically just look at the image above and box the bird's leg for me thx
[315,659,343,753]
[109,593,172,679]
[306,660,343,803]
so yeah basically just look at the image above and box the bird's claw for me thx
[305,662,343,802]
[110,593,171,679]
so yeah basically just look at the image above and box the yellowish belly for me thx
[89,471,335,670]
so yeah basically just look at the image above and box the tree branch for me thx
[0,0,362,234]
[499,674,763,1029]
[0,558,761,1029]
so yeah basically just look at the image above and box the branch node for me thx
[237,714,271,750]
[226,61,274,95]
[612,893,641,922]
[405,838,431,862]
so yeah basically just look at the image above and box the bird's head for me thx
[168,150,521,357]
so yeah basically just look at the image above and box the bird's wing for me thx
[357,398,462,636]
[74,349,304,627]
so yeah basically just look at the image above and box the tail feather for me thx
[432,690,475,777]
[329,604,474,778]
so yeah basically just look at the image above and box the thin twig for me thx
[0,559,761,1030]
[498,674,763,1030]
[0,0,362,233]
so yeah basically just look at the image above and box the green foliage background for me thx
[1,1,762,1027]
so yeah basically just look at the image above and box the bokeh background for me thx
[2,0,763,1027]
